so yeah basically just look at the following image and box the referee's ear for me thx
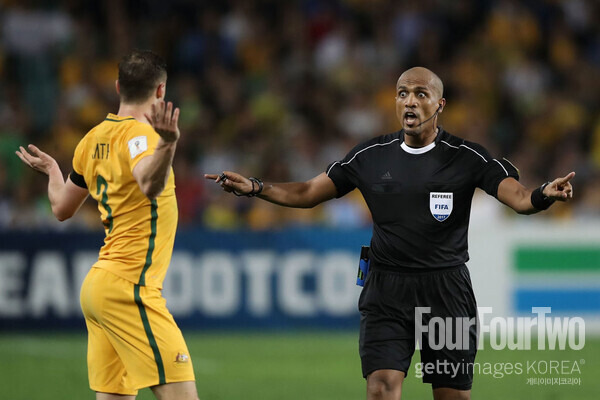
[437,98,446,113]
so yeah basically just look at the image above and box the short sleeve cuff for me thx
[326,162,354,198]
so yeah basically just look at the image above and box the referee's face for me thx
[395,70,443,137]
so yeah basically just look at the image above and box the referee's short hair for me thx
[118,50,167,104]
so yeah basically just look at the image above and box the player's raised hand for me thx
[543,171,575,201]
[15,144,59,176]
[145,100,180,143]
[204,171,254,196]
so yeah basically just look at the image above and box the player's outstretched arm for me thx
[135,100,180,199]
[16,144,89,221]
[497,172,575,215]
[204,171,338,208]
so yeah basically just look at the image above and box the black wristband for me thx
[531,182,555,210]
[232,177,264,197]
[247,177,263,197]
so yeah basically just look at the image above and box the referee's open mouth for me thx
[404,111,418,127]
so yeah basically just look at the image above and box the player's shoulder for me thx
[100,115,157,150]
[75,115,155,153]
[438,129,492,162]
[106,114,154,133]
[81,114,149,135]
[121,120,156,141]
[75,121,103,148]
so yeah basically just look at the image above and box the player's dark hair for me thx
[118,50,167,104]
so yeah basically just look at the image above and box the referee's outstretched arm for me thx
[204,171,338,209]
[497,171,575,215]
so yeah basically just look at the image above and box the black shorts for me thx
[358,263,478,390]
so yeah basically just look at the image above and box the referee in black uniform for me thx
[206,67,574,400]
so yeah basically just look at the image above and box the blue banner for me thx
[0,229,371,331]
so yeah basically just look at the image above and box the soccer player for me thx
[205,67,574,400]
[16,50,199,400]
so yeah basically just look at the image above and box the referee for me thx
[206,67,574,400]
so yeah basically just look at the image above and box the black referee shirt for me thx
[326,128,519,268]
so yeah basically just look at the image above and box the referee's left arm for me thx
[497,172,575,214]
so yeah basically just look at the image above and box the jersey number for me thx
[96,175,113,233]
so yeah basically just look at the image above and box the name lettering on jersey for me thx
[430,192,453,222]
[128,136,148,159]
[92,143,110,159]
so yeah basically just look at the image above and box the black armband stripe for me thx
[69,170,87,189]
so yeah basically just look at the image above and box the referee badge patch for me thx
[430,192,453,222]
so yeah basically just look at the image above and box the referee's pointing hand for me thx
[543,172,575,201]
[204,171,253,195]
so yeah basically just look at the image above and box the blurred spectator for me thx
[2,3,73,133]
[3,0,599,232]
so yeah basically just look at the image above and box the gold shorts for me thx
[80,267,195,395]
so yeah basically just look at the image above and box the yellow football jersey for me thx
[72,113,177,288]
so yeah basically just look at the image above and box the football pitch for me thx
[1,332,598,400]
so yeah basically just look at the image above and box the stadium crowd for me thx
[0,0,599,231]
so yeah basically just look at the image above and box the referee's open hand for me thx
[204,171,253,195]
[543,171,575,201]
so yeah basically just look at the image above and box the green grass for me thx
[1,332,598,399]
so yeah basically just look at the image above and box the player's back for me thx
[72,114,177,288]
